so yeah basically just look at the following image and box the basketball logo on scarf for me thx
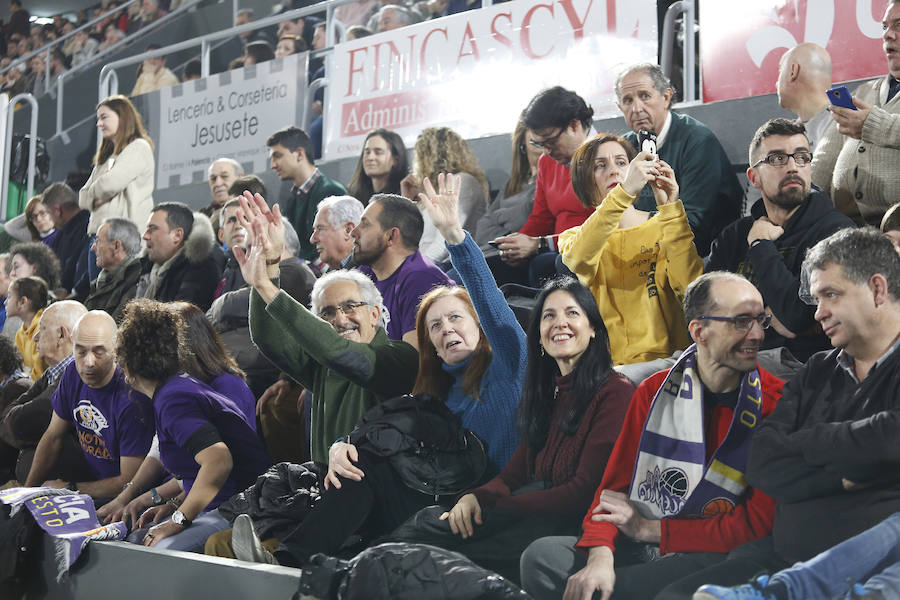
[73,399,109,435]
[637,465,689,515]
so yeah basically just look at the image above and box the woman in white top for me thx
[79,95,155,242]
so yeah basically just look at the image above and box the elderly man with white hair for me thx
[203,157,244,219]
[310,195,365,272]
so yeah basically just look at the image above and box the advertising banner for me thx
[323,0,658,159]
[700,0,887,103]
[154,52,308,190]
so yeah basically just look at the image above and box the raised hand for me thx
[416,173,465,245]
[650,160,679,206]
[621,150,660,197]
[235,191,285,262]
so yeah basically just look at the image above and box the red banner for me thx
[700,0,887,102]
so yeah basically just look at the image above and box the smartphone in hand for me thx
[638,130,658,156]
[826,85,857,110]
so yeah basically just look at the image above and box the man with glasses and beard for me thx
[705,119,854,368]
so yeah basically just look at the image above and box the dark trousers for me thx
[273,452,437,568]
[654,536,790,600]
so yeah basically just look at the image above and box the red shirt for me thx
[577,367,784,555]
[519,155,594,245]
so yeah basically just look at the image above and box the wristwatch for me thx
[538,236,550,253]
[149,487,164,506]
[171,510,192,528]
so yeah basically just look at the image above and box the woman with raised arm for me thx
[560,134,703,369]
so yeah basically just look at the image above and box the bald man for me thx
[24,311,154,498]
[777,43,834,149]
[0,300,91,482]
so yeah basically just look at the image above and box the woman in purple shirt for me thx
[103,299,269,551]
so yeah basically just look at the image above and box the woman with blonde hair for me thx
[402,127,488,266]
[79,94,154,277]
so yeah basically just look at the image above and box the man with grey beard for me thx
[705,118,854,365]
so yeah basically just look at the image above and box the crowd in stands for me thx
[0,0,899,599]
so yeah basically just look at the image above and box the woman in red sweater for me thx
[389,275,634,582]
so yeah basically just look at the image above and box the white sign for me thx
[323,0,658,159]
[155,52,307,190]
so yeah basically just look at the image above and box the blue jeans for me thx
[126,508,229,553]
[774,512,900,600]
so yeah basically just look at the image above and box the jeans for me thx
[773,512,900,600]
[127,508,229,553]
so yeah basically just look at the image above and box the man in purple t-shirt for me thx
[353,194,453,348]
[25,311,153,498]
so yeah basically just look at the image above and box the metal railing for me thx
[55,0,206,136]
[99,0,359,96]
[0,93,38,220]
[661,0,698,103]
[1,0,141,96]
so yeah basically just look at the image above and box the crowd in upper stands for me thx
[0,0,899,599]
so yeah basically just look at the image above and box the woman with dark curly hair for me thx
[99,301,258,528]
[8,241,62,290]
[114,299,269,552]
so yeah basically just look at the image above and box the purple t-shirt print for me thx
[357,251,453,341]
[52,364,154,481]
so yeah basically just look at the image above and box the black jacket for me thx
[84,257,142,323]
[349,394,487,497]
[137,212,226,311]
[705,188,854,360]
[50,209,91,295]
[747,345,900,562]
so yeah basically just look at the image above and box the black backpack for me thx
[10,134,50,185]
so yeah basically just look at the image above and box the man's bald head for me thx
[777,43,833,118]
[36,301,87,367]
[73,311,118,388]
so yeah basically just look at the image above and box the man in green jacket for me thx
[249,254,418,466]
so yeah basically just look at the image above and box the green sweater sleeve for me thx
[249,287,419,395]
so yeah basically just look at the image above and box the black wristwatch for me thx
[538,236,550,253]
[171,510,192,528]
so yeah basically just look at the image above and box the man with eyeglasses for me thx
[490,86,595,286]
[521,271,784,600]
[615,63,743,256]
[811,1,900,226]
[706,119,854,371]
[243,195,418,468]
[693,227,900,600]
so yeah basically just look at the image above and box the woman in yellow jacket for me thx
[558,134,702,365]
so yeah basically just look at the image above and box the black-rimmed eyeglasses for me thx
[751,151,813,168]
[528,128,565,149]
[696,313,772,332]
